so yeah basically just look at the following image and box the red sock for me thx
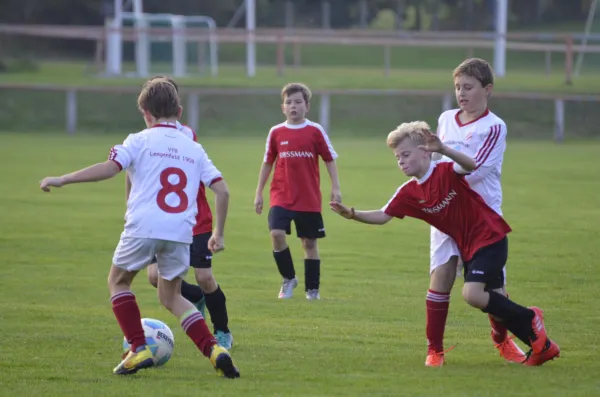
[181,310,217,357]
[111,291,146,352]
[426,289,450,353]
[489,315,508,344]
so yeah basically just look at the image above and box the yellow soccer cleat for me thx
[113,345,155,375]
[209,345,240,379]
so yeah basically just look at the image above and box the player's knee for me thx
[301,238,318,257]
[195,270,217,292]
[270,230,287,250]
[429,264,457,292]
[462,283,486,309]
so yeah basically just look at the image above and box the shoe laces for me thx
[281,279,294,291]
[494,334,517,350]
[215,331,230,346]
[429,344,457,357]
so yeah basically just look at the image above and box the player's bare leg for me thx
[301,238,320,300]
[147,264,206,317]
[425,256,457,367]
[271,229,298,298]
[157,276,239,378]
[108,265,154,375]
[195,268,233,349]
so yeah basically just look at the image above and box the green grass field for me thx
[1,132,599,397]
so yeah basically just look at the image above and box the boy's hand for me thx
[329,201,354,219]
[208,235,225,254]
[418,130,446,154]
[40,176,64,192]
[254,194,263,215]
[330,187,342,203]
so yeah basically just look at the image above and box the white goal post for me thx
[105,0,218,77]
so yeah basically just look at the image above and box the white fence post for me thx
[187,92,200,133]
[554,98,565,142]
[384,46,391,78]
[442,93,453,112]
[66,90,77,135]
[319,93,331,133]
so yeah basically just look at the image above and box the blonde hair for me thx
[137,78,180,119]
[453,58,494,87]
[386,121,431,148]
[281,82,312,104]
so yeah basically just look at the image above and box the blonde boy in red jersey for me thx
[330,121,560,367]
[254,83,342,300]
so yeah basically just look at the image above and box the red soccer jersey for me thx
[382,161,511,261]
[178,124,221,236]
[264,120,338,212]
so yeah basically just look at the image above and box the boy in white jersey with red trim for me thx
[330,121,560,367]
[39,79,240,378]
[426,58,519,366]
[254,83,342,300]
[131,76,233,350]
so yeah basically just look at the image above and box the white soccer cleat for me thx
[305,289,320,301]
[278,277,298,299]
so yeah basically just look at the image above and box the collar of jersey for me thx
[152,122,178,129]
[284,120,309,129]
[416,161,436,184]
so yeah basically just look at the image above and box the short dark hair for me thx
[144,75,179,93]
[137,78,180,119]
[281,83,311,103]
[453,58,494,87]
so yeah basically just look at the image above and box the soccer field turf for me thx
[0,133,599,397]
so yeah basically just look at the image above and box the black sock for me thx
[204,285,230,333]
[181,280,205,304]
[273,247,295,279]
[484,291,535,346]
[304,259,321,291]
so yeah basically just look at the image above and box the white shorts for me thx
[430,227,460,274]
[430,227,507,285]
[112,236,190,281]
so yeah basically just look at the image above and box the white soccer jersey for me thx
[108,123,221,244]
[437,108,507,215]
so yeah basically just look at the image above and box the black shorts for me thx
[268,206,325,239]
[463,237,508,290]
[190,232,213,268]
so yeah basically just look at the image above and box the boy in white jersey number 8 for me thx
[330,121,560,367]
[39,79,239,378]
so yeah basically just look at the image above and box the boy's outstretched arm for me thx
[325,160,342,203]
[40,161,121,192]
[330,202,392,225]
[254,162,273,215]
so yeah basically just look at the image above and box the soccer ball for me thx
[122,318,175,366]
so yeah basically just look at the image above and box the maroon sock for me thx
[111,291,146,352]
[489,315,508,344]
[181,310,217,357]
[426,289,450,353]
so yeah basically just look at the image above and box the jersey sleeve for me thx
[177,123,197,142]
[465,123,507,185]
[263,128,278,164]
[197,146,223,187]
[380,185,410,219]
[314,124,338,162]
[108,134,139,171]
